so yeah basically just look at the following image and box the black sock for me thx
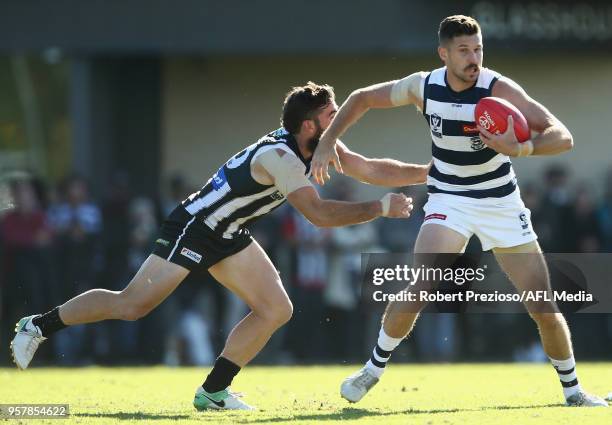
[32,307,67,337]
[202,357,241,393]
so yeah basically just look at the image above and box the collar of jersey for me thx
[283,130,312,172]
[443,70,479,101]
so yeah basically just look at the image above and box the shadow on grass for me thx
[75,412,190,420]
[72,402,562,422]
[234,403,562,423]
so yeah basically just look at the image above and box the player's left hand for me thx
[311,138,343,185]
[478,115,521,157]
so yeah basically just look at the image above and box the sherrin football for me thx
[474,97,530,143]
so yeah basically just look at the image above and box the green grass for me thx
[1,364,611,424]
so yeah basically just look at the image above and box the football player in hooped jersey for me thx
[312,15,608,407]
[11,82,429,410]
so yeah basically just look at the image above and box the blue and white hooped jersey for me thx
[422,66,517,200]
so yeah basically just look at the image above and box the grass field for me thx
[1,364,611,424]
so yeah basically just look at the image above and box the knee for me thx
[531,312,566,330]
[115,292,154,321]
[259,298,293,329]
[120,305,152,321]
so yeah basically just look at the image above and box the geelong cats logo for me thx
[470,136,485,151]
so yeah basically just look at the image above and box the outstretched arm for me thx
[311,71,426,185]
[287,187,412,228]
[336,141,429,187]
[255,148,413,228]
[480,77,573,157]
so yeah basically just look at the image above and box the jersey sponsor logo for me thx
[424,213,447,221]
[180,247,203,263]
[430,113,443,138]
[470,136,486,151]
[212,167,228,190]
[463,124,479,134]
[155,238,170,246]
[519,212,529,230]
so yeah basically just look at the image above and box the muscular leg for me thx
[493,241,571,360]
[58,254,190,325]
[58,237,287,367]
[490,241,605,403]
[195,239,291,401]
[341,223,470,402]
[12,254,190,370]
[382,223,469,338]
[207,239,292,367]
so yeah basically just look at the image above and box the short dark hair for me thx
[438,15,481,45]
[281,82,335,134]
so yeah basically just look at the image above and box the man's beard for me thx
[307,122,324,153]
[307,135,321,153]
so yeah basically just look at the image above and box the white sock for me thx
[365,327,404,378]
[550,356,582,399]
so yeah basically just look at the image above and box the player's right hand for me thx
[380,193,413,218]
[311,139,343,186]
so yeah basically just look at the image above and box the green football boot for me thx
[193,386,255,411]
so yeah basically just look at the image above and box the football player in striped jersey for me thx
[312,15,607,408]
[11,82,429,410]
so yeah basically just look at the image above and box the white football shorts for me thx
[421,191,538,251]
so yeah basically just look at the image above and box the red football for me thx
[474,97,530,143]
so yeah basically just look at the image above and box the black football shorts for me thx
[152,206,253,273]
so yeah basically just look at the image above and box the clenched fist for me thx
[380,193,413,218]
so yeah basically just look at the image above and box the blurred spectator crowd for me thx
[1,164,612,366]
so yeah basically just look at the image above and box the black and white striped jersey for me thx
[422,66,517,200]
[182,128,311,239]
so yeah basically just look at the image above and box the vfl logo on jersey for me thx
[270,191,284,201]
[430,113,443,138]
[181,247,202,264]
[519,212,529,230]
[470,136,486,151]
